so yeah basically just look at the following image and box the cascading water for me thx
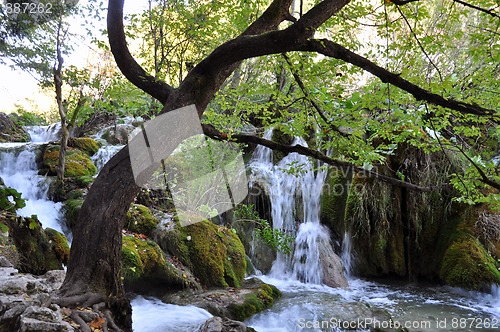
[24,123,61,143]
[249,129,332,285]
[340,232,353,278]
[0,133,65,234]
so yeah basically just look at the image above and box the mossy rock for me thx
[439,232,500,290]
[4,215,67,274]
[121,235,196,290]
[227,281,282,321]
[75,175,94,188]
[125,204,159,237]
[45,228,70,265]
[158,220,247,288]
[63,198,84,230]
[68,137,101,156]
[320,169,352,237]
[42,144,97,177]
[0,113,30,143]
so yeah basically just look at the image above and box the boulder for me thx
[155,220,246,288]
[318,236,348,288]
[121,235,199,292]
[42,144,97,177]
[125,204,159,237]
[201,316,249,332]
[0,113,30,143]
[67,137,101,156]
[163,277,281,322]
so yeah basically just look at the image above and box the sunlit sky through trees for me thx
[0,0,147,114]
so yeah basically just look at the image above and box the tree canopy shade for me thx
[55,0,498,330]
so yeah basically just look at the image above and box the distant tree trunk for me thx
[54,16,69,182]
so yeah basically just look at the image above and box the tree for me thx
[56,0,498,330]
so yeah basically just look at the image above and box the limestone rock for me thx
[201,316,248,332]
[318,236,348,288]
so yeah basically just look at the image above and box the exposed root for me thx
[53,295,130,331]
[52,293,105,308]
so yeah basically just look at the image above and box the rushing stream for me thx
[0,124,66,234]
[0,125,498,331]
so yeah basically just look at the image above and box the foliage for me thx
[233,204,294,255]
[0,183,26,212]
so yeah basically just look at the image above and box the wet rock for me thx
[201,316,248,332]
[318,236,348,288]
[41,144,97,177]
[163,277,281,322]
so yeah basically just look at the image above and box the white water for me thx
[340,232,353,278]
[91,144,124,172]
[249,129,330,284]
[25,123,61,143]
[131,296,212,332]
[246,276,500,332]
[0,143,65,234]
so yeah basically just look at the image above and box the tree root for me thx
[53,295,129,332]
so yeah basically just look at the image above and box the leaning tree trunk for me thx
[57,146,139,329]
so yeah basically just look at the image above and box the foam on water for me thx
[0,145,65,234]
[131,296,212,332]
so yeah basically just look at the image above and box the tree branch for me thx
[301,39,498,118]
[453,0,500,19]
[202,124,447,192]
[282,53,350,137]
[107,0,173,105]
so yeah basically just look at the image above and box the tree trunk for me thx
[58,146,139,330]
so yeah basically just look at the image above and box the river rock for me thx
[318,236,349,288]
[201,316,248,332]
[0,256,74,332]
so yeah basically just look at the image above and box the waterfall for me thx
[341,232,353,278]
[0,144,65,234]
[25,123,61,143]
[91,145,124,172]
[249,129,332,284]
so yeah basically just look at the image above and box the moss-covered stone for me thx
[63,198,84,230]
[320,169,352,237]
[440,231,500,290]
[227,282,282,321]
[121,235,197,291]
[3,215,67,274]
[75,175,94,188]
[42,144,97,177]
[125,204,159,237]
[0,112,30,143]
[68,137,101,156]
[157,220,246,288]
[45,228,70,265]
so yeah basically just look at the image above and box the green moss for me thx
[0,222,9,234]
[121,235,189,288]
[44,228,70,265]
[320,169,351,236]
[440,232,500,290]
[162,220,247,288]
[7,215,65,274]
[64,198,84,230]
[122,237,144,281]
[125,204,159,237]
[228,283,282,321]
[42,145,97,177]
[68,137,101,156]
[75,175,94,188]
